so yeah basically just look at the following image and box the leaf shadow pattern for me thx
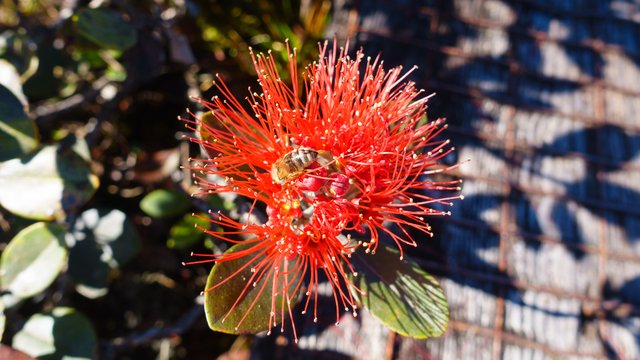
[594,276,640,358]
[454,124,640,261]
[345,0,640,357]
[529,123,640,244]
[421,2,640,255]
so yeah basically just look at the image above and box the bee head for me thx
[270,163,287,183]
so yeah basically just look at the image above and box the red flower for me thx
[183,40,461,341]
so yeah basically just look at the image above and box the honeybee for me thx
[271,148,333,183]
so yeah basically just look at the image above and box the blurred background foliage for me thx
[0,0,331,358]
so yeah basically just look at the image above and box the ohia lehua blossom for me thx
[183,40,461,341]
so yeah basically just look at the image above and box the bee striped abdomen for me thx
[288,148,317,169]
[272,148,319,183]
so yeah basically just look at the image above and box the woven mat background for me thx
[253,1,640,359]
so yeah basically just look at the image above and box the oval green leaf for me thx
[0,30,38,80]
[0,142,99,220]
[23,44,72,100]
[75,8,137,51]
[204,242,298,334]
[167,212,209,249]
[0,83,37,162]
[140,188,191,218]
[68,208,141,298]
[0,59,28,105]
[12,307,97,360]
[350,244,449,339]
[0,222,67,300]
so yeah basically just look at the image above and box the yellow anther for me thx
[281,203,291,212]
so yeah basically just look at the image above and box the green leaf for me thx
[68,208,141,298]
[0,59,28,105]
[167,212,209,249]
[22,44,72,100]
[75,8,137,51]
[204,242,298,334]
[0,83,37,162]
[350,244,449,339]
[0,141,99,220]
[140,189,191,218]
[0,222,67,300]
[0,30,39,79]
[12,307,97,360]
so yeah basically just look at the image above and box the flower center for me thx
[267,148,364,256]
